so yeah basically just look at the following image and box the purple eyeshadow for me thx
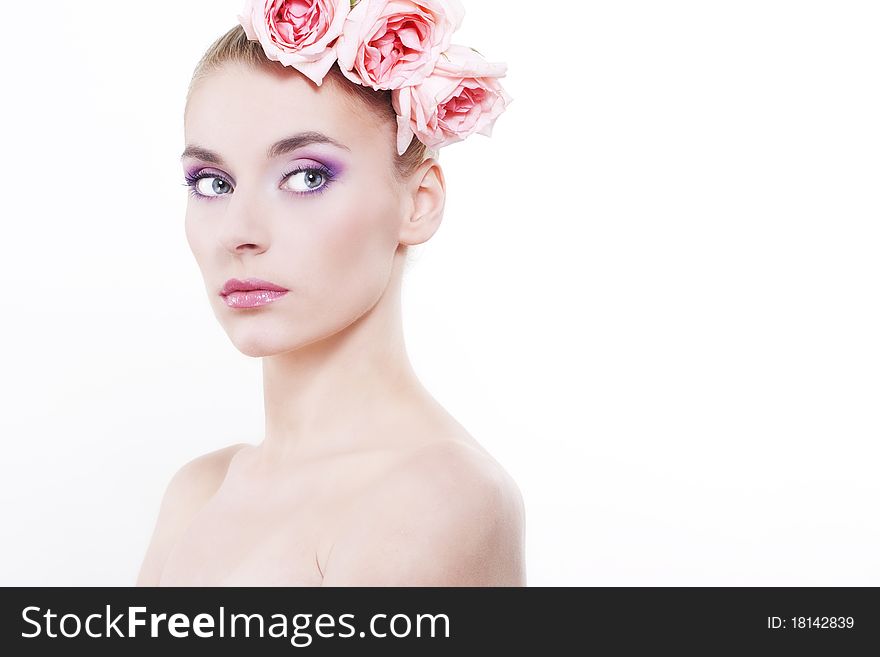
[181,148,347,201]
[292,151,346,178]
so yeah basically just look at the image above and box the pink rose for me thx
[336,0,466,91]
[391,44,512,156]
[237,0,351,86]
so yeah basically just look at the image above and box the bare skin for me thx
[136,59,525,586]
[137,416,525,586]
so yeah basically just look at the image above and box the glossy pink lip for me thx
[220,278,289,309]
[221,277,288,295]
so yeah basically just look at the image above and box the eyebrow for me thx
[180,131,351,165]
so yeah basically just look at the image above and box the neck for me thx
[257,261,424,466]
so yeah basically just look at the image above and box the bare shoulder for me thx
[321,439,526,586]
[393,440,525,522]
[165,442,250,497]
[135,442,249,586]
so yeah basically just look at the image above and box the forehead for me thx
[184,62,391,162]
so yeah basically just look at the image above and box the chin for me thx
[226,324,335,358]
[219,306,364,358]
[225,329,299,358]
[231,341,281,358]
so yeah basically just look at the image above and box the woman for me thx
[137,2,523,586]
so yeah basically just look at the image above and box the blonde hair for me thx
[185,25,436,182]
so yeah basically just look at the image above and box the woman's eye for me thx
[195,176,232,197]
[284,169,327,194]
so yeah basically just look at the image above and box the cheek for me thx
[184,208,201,261]
[184,210,195,252]
[184,208,210,269]
[303,192,398,303]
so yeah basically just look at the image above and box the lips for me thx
[220,277,289,296]
[220,278,289,309]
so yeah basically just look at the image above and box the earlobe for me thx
[399,159,446,246]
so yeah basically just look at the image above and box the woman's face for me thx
[183,62,409,357]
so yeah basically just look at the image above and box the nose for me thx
[217,185,270,256]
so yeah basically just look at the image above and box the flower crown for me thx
[237,0,512,157]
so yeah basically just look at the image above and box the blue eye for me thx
[186,174,232,198]
[280,164,335,197]
[182,172,233,200]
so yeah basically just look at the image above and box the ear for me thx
[398,157,446,246]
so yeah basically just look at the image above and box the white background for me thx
[1,1,878,586]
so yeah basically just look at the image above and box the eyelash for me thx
[181,164,336,201]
